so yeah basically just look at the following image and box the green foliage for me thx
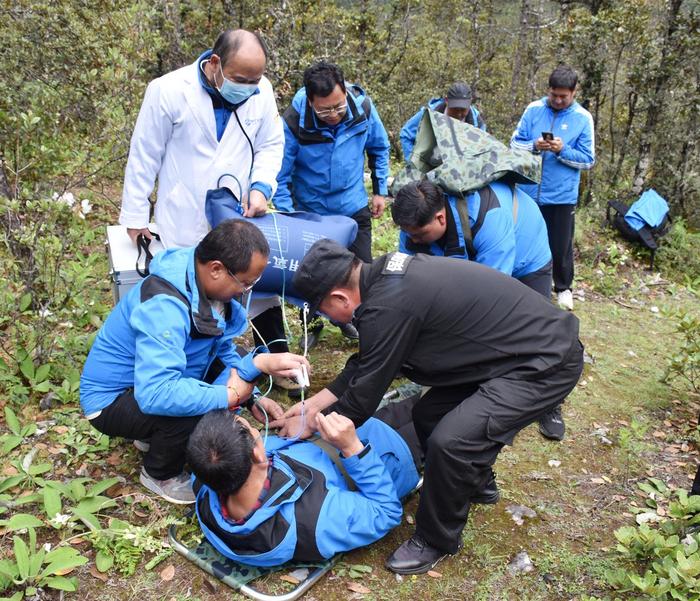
[657,220,700,285]
[88,516,179,577]
[0,407,37,455]
[603,481,700,600]
[0,527,88,599]
[664,310,700,393]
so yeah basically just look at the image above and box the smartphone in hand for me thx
[541,131,554,141]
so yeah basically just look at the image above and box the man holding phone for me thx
[510,65,595,312]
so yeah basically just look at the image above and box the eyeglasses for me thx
[226,268,262,292]
[312,103,347,119]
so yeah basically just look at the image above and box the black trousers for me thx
[348,206,373,263]
[539,204,575,292]
[252,305,289,354]
[517,260,553,298]
[90,389,201,480]
[412,341,584,553]
[374,394,423,470]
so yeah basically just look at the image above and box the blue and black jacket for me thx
[400,97,486,161]
[399,182,550,278]
[80,248,261,417]
[510,97,595,206]
[194,418,420,567]
[273,84,390,217]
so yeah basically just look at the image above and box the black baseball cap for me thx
[446,82,473,109]
[293,239,356,316]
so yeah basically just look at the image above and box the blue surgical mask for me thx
[217,63,258,105]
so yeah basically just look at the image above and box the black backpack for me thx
[606,199,670,270]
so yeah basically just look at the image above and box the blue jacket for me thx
[194,418,420,567]
[272,85,390,217]
[625,189,669,231]
[510,97,595,206]
[400,97,486,161]
[398,182,550,278]
[80,248,261,417]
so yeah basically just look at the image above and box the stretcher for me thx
[170,384,423,600]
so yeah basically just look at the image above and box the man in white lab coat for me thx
[120,28,283,249]
[119,29,297,381]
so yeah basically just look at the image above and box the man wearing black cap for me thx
[272,239,583,574]
[400,82,487,161]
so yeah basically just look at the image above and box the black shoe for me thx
[470,471,500,505]
[385,534,454,575]
[538,405,566,441]
[338,322,359,340]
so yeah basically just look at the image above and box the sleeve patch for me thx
[382,252,413,275]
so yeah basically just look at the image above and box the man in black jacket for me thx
[272,239,583,574]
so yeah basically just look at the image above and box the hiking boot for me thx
[133,440,150,453]
[338,322,359,341]
[385,534,455,575]
[539,405,566,441]
[139,468,195,504]
[470,470,500,505]
[557,289,574,311]
[273,375,304,398]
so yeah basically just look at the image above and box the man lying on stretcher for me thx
[186,397,422,567]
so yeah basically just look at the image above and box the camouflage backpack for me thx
[391,109,541,196]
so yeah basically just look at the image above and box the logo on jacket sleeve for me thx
[382,252,412,275]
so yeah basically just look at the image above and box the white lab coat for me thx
[119,59,284,249]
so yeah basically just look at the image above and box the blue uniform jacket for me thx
[80,248,261,417]
[510,97,595,206]
[272,85,390,217]
[398,182,550,279]
[194,418,420,567]
[400,97,486,161]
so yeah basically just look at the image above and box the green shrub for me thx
[664,310,700,393]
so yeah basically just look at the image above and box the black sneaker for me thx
[385,534,455,575]
[538,405,566,441]
[470,470,500,504]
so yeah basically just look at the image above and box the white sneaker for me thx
[557,289,574,311]
[133,440,150,453]
[139,468,195,504]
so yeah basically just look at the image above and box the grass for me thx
[2,207,700,600]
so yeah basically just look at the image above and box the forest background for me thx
[1,1,700,600]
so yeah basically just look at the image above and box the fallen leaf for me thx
[89,565,108,582]
[591,477,606,484]
[280,574,300,585]
[548,460,561,468]
[106,452,122,466]
[2,466,18,476]
[202,578,217,594]
[652,431,666,439]
[69,537,87,545]
[347,582,371,594]
[656,507,667,516]
[55,567,77,576]
[53,426,69,434]
[602,476,612,483]
[160,564,175,582]
[47,446,65,455]
[427,570,442,578]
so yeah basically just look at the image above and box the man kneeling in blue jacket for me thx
[80,220,309,504]
[187,399,424,567]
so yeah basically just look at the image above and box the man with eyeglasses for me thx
[80,220,310,505]
[270,61,391,348]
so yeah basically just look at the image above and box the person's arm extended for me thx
[365,100,391,199]
[130,296,229,416]
[399,108,423,162]
[248,85,285,202]
[120,79,173,231]
[271,122,298,212]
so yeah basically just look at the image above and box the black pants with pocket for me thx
[539,204,576,292]
[517,260,553,298]
[348,206,373,263]
[411,341,584,553]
